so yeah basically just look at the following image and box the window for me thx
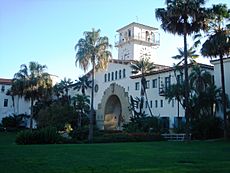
[145,101,148,108]
[174,117,186,128]
[160,100,164,107]
[128,29,131,37]
[108,73,110,81]
[165,76,171,89]
[104,74,107,82]
[150,100,153,108]
[135,82,140,90]
[152,79,157,88]
[111,72,114,81]
[146,80,150,89]
[1,85,5,92]
[172,99,174,107]
[155,100,158,108]
[115,71,118,80]
[123,69,126,78]
[119,70,122,79]
[161,117,169,130]
[176,74,183,84]
[4,99,8,107]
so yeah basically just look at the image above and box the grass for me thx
[0,132,230,173]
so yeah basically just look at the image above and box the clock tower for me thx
[115,22,160,61]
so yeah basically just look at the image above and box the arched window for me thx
[104,74,107,82]
[115,71,118,80]
[112,72,114,80]
[123,69,126,78]
[108,73,110,81]
[119,70,122,79]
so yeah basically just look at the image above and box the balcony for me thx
[115,33,160,47]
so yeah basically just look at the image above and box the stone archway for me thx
[96,83,132,130]
[104,95,121,130]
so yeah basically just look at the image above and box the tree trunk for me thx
[88,55,95,143]
[220,54,228,139]
[183,24,190,141]
[177,99,180,128]
[30,99,34,130]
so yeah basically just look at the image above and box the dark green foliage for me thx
[191,116,223,139]
[123,116,166,134]
[15,127,62,144]
[1,114,27,131]
[34,102,77,131]
[70,126,89,141]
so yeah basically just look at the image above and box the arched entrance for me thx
[104,95,122,130]
[96,83,132,130]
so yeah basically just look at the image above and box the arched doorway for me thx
[96,83,132,130]
[104,95,122,130]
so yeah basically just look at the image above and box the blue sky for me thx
[1,0,229,81]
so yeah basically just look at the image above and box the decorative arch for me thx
[96,83,132,130]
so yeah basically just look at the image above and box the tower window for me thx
[150,100,153,108]
[128,29,131,37]
[155,100,158,108]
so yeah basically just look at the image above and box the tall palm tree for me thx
[155,0,208,140]
[75,29,112,143]
[13,62,52,129]
[74,75,92,95]
[130,57,155,116]
[200,4,230,139]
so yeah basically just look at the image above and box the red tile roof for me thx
[0,78,12,85]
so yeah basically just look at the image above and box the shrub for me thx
[191,116,223,139]
[15,127,62,144]
[34,102,78,131]
[1,114,27,131]
[123,116,164,134]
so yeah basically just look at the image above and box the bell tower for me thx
[115,22,160,61]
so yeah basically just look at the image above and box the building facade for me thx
[0,78,30,124]
[85,22,214,130]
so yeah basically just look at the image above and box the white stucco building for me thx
[82,22,214,130]
[0,78,30,125]
[211,57,230,116]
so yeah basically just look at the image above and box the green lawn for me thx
[0,132,230,173]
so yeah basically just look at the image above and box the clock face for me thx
[122,48,130,60]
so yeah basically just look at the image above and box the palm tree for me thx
[75,29,112,143]
[189,64,213,94]
[200,4,230,139]
[59,77,73,103]
[74,75,92,95]
[72,94,90,128]
[130,57,155,116]
[172,46,199,65]
[13,62,52,129]
[155,0,208,140]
